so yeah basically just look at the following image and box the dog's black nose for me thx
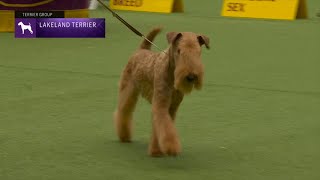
[186,74,197,82]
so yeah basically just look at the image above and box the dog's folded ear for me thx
[166,32,182,45]
[197,35,210,49]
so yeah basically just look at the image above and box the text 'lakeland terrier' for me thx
[114,27,210,157]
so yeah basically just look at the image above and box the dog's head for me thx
[18,22,23,26]
[167,31,210,94]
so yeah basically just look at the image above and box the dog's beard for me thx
[174,78,193,94]
[174,68,203,94]
[194,71,203,90]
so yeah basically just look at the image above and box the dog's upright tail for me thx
[139,27,162,50]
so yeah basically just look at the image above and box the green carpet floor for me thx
[1,1,320,180]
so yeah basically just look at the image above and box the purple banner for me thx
[0,0,88,10]
[15,18,105,38]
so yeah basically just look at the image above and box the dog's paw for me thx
[159,136,181,156]
[148,148,164,157]
[162,146,181,156]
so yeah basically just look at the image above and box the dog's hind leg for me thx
[114,68,139,142]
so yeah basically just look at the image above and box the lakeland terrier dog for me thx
[114,27,210,157]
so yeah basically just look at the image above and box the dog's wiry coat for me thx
[114,27,210,157]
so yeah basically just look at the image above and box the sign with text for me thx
[15,18,105,38]
[221,0,307,20]
[0,0,89,32]
[109,0,184,13]
[15,11,65,18]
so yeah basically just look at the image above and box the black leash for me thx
[96,0,165,52]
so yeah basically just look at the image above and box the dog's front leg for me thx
[148,116,163,157]
[151,92,181,156]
